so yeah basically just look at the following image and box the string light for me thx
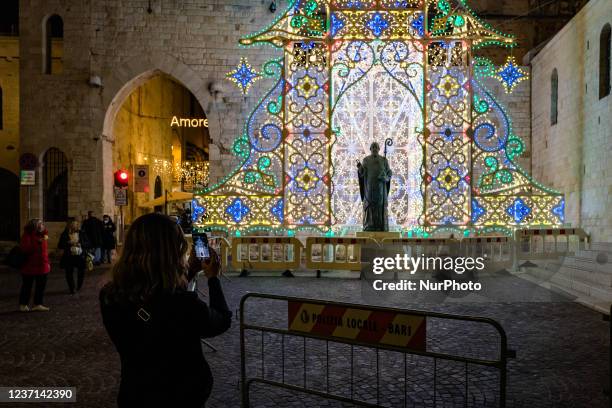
[495,56,528,93]
[226,57,262,94]
[194,0,563,235]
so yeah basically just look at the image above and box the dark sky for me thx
[0,0,19,35]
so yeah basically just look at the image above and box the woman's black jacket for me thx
[99,277,232,407]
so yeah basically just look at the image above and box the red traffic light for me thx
[114,169,129,188]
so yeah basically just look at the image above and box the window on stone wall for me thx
[43,147,68,221]
[551,69,558,126]
[600,23,611,99]
[43,14,63,75]
[0,86,3,130]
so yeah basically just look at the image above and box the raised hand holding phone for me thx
[187,245,220,281]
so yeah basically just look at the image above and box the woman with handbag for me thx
[58,219,88,295]
[99,213,231,407]
[18,219,51,312]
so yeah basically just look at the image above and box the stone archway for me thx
[98,54,221,215]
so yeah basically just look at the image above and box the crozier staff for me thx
[99,213,231,407]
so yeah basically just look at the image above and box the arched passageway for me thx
[105,72,210,224]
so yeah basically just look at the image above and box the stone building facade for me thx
[0,0,538,243]
[531,0,612,242]
[17,0,281,241]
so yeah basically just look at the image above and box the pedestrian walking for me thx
[81,211,104,265]
[58,219,88,295]
[102,215,116,264]
[18,219,51,312]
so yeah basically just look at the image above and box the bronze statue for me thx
[357,142,392,231]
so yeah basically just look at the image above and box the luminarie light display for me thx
[193,0,564,236]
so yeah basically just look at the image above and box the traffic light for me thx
[114,169,129,188]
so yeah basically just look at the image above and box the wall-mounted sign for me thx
[170,116,209,128]
[288,301,426,351]
[134,165,149,193]
[20,170,36,186]
[114,187,128,206]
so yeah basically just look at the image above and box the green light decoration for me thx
[195,0,564,236]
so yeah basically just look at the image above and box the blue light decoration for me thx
[506,198,531,223]
[495,56,528,94]
[471,199,486,223]
[552,198,565,223]
[192,199,205,223]
[330,13,345,38]
[225,198,250,223]
[271,199,284,222]
[194,0,563,235]
[365,13,389,37]
[226,57,261,95]
[410,13,425,37]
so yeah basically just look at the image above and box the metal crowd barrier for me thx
[517,228,589,260]
[304,237,378,272]
[381,237,455,256]
[459,237,513,268]
[240,293,514,407]
[224,228,589,276]
[230,236,303,273]
[605,304,611,397]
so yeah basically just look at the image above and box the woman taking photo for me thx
[19,219,51,312]
[99,213,231,408]
[58,219,88,295]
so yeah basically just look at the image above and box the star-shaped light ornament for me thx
[437,167,461,192]
[226,58,261,95]
[495,56,528,94]
[296,74,319,100]
[295,166,320,192]
[437,74,461,98]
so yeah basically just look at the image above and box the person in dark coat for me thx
[19,219,51,312]
[99,213,231,408]
[81,211,104,265]
[58,219,88,295]
[101,215,116,264]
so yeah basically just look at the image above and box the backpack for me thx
[5,245,27,269]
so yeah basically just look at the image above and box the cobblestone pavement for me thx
[0,265,609,408]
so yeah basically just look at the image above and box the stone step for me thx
[517,268,611,314]
[573,249,612,262]
[562,255,612,273]
[589,242,612,253]
[526,266,612,302]
[543,261,612,287]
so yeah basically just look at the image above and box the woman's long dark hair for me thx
[109,213,189,303]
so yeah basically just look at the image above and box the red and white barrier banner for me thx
[288,301,426,351]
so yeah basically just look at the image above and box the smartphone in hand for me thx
[192,232,210,260]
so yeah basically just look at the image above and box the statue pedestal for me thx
[356,231,401,243]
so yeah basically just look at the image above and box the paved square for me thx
[0,266,609,407]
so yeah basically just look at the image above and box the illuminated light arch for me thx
[194,0,564,235]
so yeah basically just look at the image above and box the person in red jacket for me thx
[19,219,51,312]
